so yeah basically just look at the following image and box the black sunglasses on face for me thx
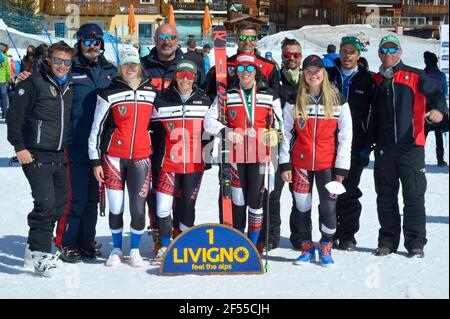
[83,39,101,47]
[52,57,72,67]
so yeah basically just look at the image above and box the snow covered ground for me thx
[0,24,448,299]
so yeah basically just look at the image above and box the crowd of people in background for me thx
[1,21,448,277]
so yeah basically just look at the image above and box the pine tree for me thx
[6,0,37,14]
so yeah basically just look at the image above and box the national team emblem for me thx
[230,110,237,120]
[167,122,175,131]
[118,105,127,116]
[298,116,306,129]
[405,76,410,81]
[18,89,25,96]
[50,86,57,97]
[228,66,235,76]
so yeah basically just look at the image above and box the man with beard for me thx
[258,38,303,252]
[54,23,119,262]
[326,36,374,251]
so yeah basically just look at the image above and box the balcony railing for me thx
[169,1,227,11]
[403,5,449,15]
[43,0,120,17]
[378,16,427,26]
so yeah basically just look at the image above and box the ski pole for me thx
[264,113,273,273]
[5,27,21,63]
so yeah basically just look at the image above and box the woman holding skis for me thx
[204,53,283,248]
[88,47,157,267]
[150,60,212,263]
[279,55,352,267]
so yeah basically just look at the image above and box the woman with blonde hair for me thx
[88,47,157,267]
[279,55,352,267]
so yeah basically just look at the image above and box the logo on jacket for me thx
[228,66,235,77]
[18,89,25,96]
[50,86,57,97]
[404,75,410,81]
[230,110,237,120]
[167,122,175,131]
[118,105,127,116]
[298,116,306,129]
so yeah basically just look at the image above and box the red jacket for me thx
[152,86,211,174]
[88,78,157,166]
[204,84,283,163]
[280,95,353,177]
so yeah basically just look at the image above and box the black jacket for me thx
[372,60,448,147]
[327,59,374,152]
[7,65,73,160]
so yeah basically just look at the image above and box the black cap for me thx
[76,23,103,40]
[302,54,324,70]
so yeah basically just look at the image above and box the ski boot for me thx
[32,251,62,278]
[79,242,102,259]
[294,240,315,266]
[149,247,167,266]
[58,246,82,263]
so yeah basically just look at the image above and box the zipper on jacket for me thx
[392,81,398,144]
[37,120,43,144]
[312,104,318,171]
[46,75,66,151]
[130,91,138,159]
[174,88,195,173]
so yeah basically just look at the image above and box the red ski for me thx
[214,26,233,227]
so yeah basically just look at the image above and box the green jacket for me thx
[0,53,11,84]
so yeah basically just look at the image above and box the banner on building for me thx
[440,24,449,95]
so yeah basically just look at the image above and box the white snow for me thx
[0,24,448,299]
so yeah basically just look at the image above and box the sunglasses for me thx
[176,71,196,80]
[238,35,257,42]
[52,57,72,67]
[283,52,302,59]
[379,47,400,55]
[237,65,256,73]
[157,34,178,42]
[83,39,101,47]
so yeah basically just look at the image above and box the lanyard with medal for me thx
[239,83,257,138]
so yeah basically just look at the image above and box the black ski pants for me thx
[335,155,366,244]
[374,145,427,252]
[23,162,69,253]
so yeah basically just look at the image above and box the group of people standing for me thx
[5,21,448,277]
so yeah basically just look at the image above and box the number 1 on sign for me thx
[206,229,214,245]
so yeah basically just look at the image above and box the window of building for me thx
[140,0,155,4]
[139,22,154,45]
[54,22,66,38]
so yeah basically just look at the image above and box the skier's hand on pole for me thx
[16,149,34,165]
[281,171,292,183]
[93,166,105,184]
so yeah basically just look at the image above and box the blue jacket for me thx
[69,53,118,152]
[322,53,340,68]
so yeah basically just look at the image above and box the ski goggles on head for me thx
[237,65,256,73]
[176,71,196,80]
[238,35,257,42]
[82,39,101,47]
[379,47,400,55]
[283,52,302,59]
[157,34,178,42]
[52,57,73,67]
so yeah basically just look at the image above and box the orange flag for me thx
[167,4,176,26]
[128,4,136,35]
[202,5,212,36]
